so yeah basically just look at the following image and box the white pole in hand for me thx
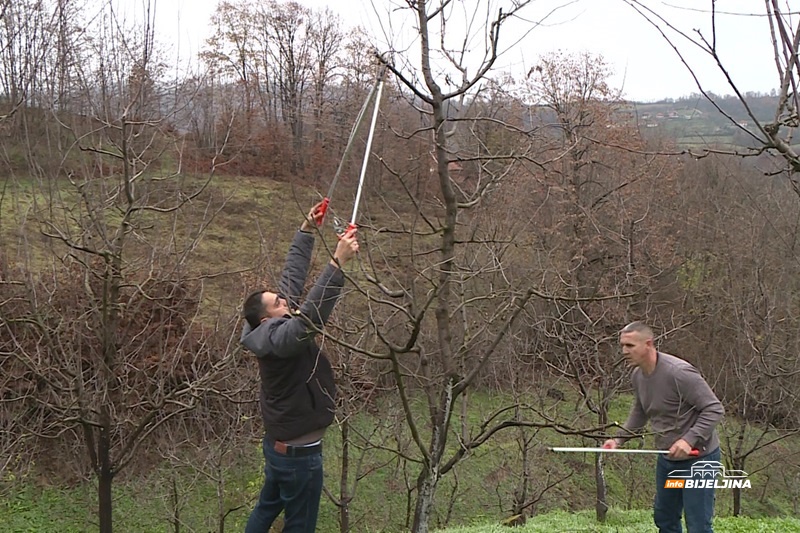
[550,447,699,456]
[348,72,385,232]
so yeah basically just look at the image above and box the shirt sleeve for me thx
[616,390,649,444]
[676,365,725,447]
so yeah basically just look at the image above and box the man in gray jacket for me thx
[604,321,724,533]
[240,200,359,533]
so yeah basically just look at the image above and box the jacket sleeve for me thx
[241,263,346,359]
[677,366,725,447]
[297,263,345,329]
[240,315,311,359]
[278,230,315,310]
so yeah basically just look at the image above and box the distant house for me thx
[447,161,464,176]
[447,160,476,189]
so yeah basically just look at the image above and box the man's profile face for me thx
[261,291,290,320]
[619,331,651,368]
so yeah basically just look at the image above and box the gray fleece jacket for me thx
[240,230,344,441]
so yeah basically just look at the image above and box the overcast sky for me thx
[148,0,779,103]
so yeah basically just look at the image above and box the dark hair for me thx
[243,290,267,329]
[620,321,654,339]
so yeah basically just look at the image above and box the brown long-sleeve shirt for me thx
[616,352,724,457]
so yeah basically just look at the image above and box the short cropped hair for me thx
[620,321,654,340]
[243,290,267,329]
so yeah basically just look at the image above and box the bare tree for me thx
[308,7,344,143]
[158,386,260,533]
[0,2,242,532]
[502,49,686,521]
[326,2,620,531]
[202,0,353,178]
[203,0,259,136]
[0,0,55,130]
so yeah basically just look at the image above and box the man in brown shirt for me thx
[604,322,724,533]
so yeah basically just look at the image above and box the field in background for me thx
[0,173,343,319]
[627,96,789,150]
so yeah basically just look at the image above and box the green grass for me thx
[2,390,799,532]
[436,510,800,532]
[3,486,799,533]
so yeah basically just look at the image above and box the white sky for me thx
[148,0,781,102]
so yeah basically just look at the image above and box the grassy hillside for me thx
[626,94,784,149]
[0,173,336,316]
[2,165,799,532]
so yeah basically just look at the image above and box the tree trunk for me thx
[217,459,225,533]
[171,475,180,533]
[339,419,351,533]
[595,453,608,522]
[596,402,609,522]
[412,466,439,533]
[732,455,745,516]
[98,409,114,533]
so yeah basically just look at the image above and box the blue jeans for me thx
[245,437,324,533]
[654,447,720,533]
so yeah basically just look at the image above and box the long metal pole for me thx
[348,74,385,230]
[318,79,380,224]
[550,447,699,456]
[334,81,378,190]
[551,447,667,454]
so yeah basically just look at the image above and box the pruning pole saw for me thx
[318,66,387,234]
[550,447,700,456]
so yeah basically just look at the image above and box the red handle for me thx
[336,222,357,239]
[317,197,330,226]
[689,449,700,457]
